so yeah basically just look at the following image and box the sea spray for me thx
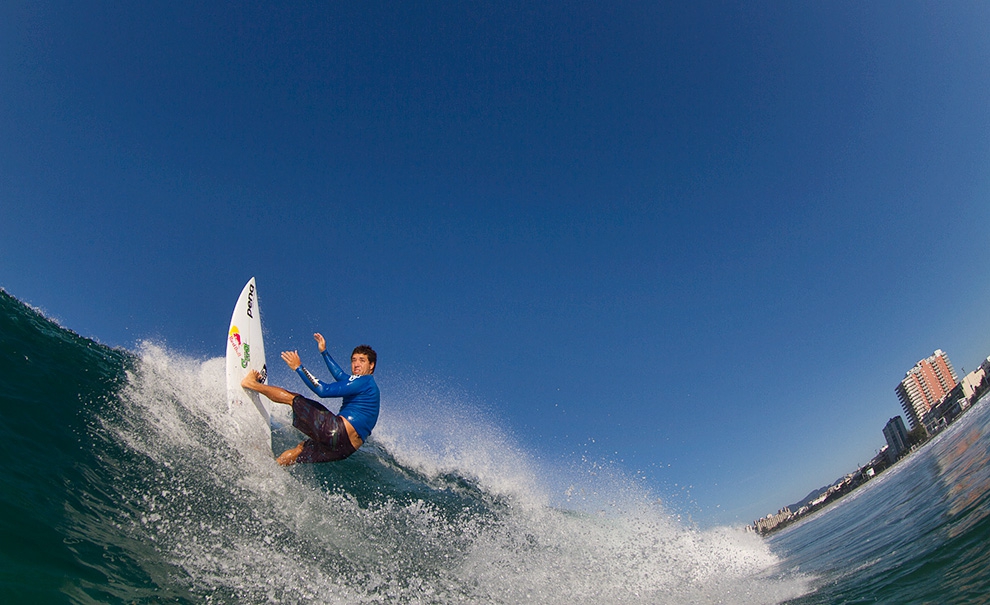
[80,343,807,603]
[371,371,548,509]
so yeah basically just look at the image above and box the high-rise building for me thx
[882,416,910,463]
[895,349,959,430]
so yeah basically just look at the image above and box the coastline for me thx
[752,371,990,536]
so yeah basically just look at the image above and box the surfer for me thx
[241,333,379,466]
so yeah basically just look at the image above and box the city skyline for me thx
[755,345,990,532]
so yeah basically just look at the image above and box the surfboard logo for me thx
[228,326,242,351]
[245,283,256,319]
[229,325,251,367]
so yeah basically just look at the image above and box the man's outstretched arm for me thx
[282,350,337,398]
[314,332,348,381]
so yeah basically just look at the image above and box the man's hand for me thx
[281,350,302,370]
[313,333,326,352]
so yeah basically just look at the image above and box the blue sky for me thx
[2,1,989,525]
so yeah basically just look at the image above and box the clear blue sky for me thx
[2,1,989,525]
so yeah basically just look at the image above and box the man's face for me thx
[351,353,375,376]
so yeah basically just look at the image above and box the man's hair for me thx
[352,345,377,372]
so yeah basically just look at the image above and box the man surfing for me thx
[241,333,380,466]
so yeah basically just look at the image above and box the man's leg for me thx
[241,370,297,405]
[241,370,306,466]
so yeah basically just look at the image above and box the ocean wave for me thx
[0,291,809,603]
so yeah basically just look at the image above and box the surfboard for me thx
[226,277,272,454]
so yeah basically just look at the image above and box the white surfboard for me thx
[226,277,272,454]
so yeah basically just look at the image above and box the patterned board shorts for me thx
[291,395,358,463]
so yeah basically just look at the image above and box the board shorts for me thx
[291,395,358,463]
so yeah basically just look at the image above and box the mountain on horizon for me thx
[789,485,831,511]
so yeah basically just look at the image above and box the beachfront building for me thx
[895,349,959,430]
[961,356,990,402]
[753,507,793,535]
[882,416,910,463]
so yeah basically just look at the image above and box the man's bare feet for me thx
[277,443,304,466]
[241,369,262,390]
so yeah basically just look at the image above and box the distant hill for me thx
[789,485,831,511]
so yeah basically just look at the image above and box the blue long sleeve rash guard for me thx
[294,349,380,440]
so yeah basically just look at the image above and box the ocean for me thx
[1,287,989,604]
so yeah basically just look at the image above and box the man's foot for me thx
[241,370,261,390]
[277,443,305,466]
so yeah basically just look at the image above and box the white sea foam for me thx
[95,343,810,604]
